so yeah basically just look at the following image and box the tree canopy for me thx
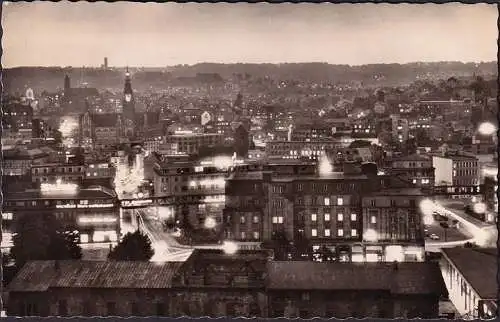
[108,230,154,261]
[11,213,82,268]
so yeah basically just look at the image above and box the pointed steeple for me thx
[124,67,133,95]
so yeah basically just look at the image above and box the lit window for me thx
[337,197,344,206]
[324,213,330,221]
[351,213,357,221]
[337,213,343,221]
[412,179,417,184]
[324,197,330,206]
[253,231,260,240]
[371,216,377,224]
[311,214,317,222]
[311,229,318,237]
[351,229,357,237]
[240,216,246,224]
[253,216,259,224]
[80,234,89,243]
[324,229,331,237]
[240,231,246,239]
[337,229,344,237]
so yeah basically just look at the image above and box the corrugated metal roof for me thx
[7,261,184,292]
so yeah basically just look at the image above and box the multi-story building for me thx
[153,159,228,231]
[164,133,224,155]
[432,153,479,187]
[361,188,426,262]
[265,140,344,160]
[389,154,435,187]
[224,165,426,262]
[2,101,34,134]
[390,115,409,143]
[290,121,332,141]
[83,162,116,188]
[3,185,119,245]
[3,147,50,177]
[6,250,444,318]
[31,162,86,186]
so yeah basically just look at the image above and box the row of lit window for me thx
[240,216,260,224]
[413,178,431,184]
[240,231,260,240]
[311,228,357,238]
[311,213,357,222]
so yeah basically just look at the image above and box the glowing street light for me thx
[222,241,238,255]
[419,199,436,216]
[473,202,487,214]
[204,217,217,229]
[385,245,404,262]
[478,122,497,136]
[363,229,378,242]
[318,155,333,176]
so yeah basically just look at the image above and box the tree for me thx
[11,213,82,269]
[108,230,154,261]
[53,130,63,145]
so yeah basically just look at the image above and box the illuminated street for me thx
[433,199,497,248]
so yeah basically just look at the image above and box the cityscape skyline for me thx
[3,2,497,68]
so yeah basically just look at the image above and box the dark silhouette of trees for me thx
[11,213,82,269]
[108,230,154,261]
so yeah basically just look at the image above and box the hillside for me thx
[4,61,497,95]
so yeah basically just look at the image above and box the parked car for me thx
[429,234,440,240]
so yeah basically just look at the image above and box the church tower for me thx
[122,67,135,139]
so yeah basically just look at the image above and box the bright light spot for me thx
[363,229,378,242]
[419,199,436,216]
[318,155,333,176]
[385,245,404,262]
[473,202,487,214]
[222,241,238,255]
[41,180,78,196]
[482,168,498,177]
[157,206,173,219]
[478,122,497,136]
[204,217,217,229]
[423,213,434,226]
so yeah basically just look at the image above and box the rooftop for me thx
[442,247,497,299]
[5,187,115,200]
[7,260,184,292]
[267,261,445,295]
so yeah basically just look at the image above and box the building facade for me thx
[6,251,444,318]
[3,186,119,245]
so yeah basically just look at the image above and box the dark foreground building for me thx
[7,250,444,318]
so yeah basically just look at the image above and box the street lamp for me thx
[204,217,217,229]
[222,241,238,255]
[473,202,487,214]
[363,229,378,243]
[477,122,497,136]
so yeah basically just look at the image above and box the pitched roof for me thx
[267,261,445,295]
[442,247,497,299]
[7,260,184,292]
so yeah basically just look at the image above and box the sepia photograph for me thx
[1,2,498,319]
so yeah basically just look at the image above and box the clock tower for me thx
[122,67,135,138]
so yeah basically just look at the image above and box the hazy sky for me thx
[2,2,498,67]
